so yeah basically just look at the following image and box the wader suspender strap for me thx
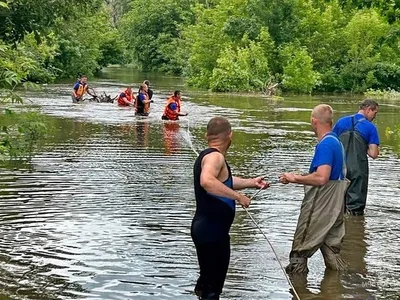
[320,135,347,180]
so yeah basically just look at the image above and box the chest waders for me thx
[286,135,350,274]
[339,116,369,215]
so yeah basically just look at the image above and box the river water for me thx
[0,67,399,300]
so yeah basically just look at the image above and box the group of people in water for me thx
[72,75,188,120]
[192,100,380,299]
[72,75,381,300]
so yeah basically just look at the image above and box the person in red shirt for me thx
[117,87,135,106]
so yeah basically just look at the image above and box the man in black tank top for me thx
[191,117,269,300]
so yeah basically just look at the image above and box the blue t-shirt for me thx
[169,102,177,110]
[333,113,380,145]
[309,132,344,180]
[120,92,127,98]
[138,93,146,103]
[73,81,81,90]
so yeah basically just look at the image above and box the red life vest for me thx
[117,89,134,106]
[162,97,179,120]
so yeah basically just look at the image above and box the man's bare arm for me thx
[281,165,331,186]
[367,144,379,159]
[200,152,243,201]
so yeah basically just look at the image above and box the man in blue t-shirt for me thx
[332,99,380,216]
[280,104,348,274]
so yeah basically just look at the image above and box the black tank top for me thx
[191,148,235,244]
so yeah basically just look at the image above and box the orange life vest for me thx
[117,89,134,106]
[162,97,179,121]
[75,82,88,97]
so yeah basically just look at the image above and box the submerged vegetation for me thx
[364,88,400,99]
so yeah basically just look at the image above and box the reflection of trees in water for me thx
[290,216,374,300]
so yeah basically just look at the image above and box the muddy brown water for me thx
[1,67,399,299]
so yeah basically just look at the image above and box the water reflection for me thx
[1,68,399,299]
[163,122,181,156]
[135,121,150,148]
[291,216,375,300]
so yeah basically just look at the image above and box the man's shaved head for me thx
[311,104,333,125]
[207,117,232,142]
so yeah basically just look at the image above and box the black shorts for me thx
[194,238,230,299]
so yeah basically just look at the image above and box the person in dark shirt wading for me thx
[191,117,269,300]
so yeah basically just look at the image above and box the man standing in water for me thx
[191,117,268,300]
[280,104,349,274]
[333,99,380,216]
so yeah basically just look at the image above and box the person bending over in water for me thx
[117,86,135,107]
[191,117,269,300]
[161,90,188,121]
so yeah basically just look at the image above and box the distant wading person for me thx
[117,86,135,107]
[161,90,188,121]
[135,83,153,116]
[191,117,268,300]
[138,80,153,100]
[280,104,349,274]
[333,99,380,216]
[72,75,94,103]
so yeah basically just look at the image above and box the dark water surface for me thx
[1,67,399,299]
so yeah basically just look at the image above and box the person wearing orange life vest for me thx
[161,90,188,121]
[117,87,135,106]
[72,75,94,103]
[135,83,153,116]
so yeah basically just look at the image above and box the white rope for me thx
[185,121,301,300]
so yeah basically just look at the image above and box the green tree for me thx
[119,0,195,74]
[281,45,320,93]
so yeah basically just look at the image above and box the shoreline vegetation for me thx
[1,0,400,160]
[1,1,400,94]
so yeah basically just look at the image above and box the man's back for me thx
[333,113,379,147]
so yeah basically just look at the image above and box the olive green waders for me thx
[339,116,369,215]
[286,179,350,273]
[287,136,350,273]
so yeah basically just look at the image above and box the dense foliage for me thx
[117,0,400,93]
[0,0,125,160]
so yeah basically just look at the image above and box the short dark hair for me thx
[80,75,87,79]
[144,80,150,86]
[174,90,180,97]
[207,117,231,140]
[360,99,379,110]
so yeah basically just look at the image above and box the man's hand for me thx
[279,173,296,184]
[237,193,251,208]
[253,177,269,189]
